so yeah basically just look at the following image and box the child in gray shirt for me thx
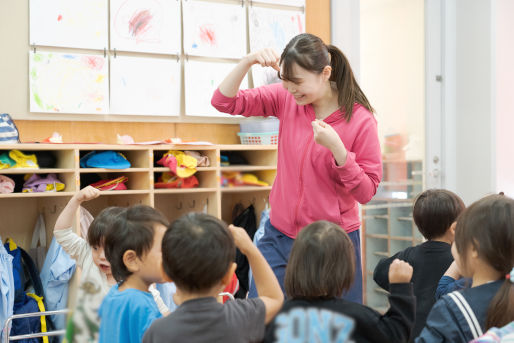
[143,213,283,343]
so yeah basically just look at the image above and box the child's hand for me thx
[73,185,101,203]
[444,261,462,279]
[246,48,280,71]
[228,224,254,255]
[388,259,413,284]
[312,120,346,153]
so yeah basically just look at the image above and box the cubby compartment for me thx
[154,170,217,189]
[153,148,217,170]
[79,148,150,169]
[154,192,218,222]
[390,206,414,237]
[0,148,75,171]
[0,196,72,249]
[221,190,270,228]
[220,169,275,189]
[220,147,277,167]
[79,171,150,191]
[362,205,389,235]
[365,237,388,272]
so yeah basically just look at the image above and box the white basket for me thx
[237,132,278,145]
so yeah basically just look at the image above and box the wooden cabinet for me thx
[0,143,276,307]
[362,159,424,312]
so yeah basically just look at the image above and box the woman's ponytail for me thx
[327,44,374,121]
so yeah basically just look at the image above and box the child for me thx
[212,32,382,303]
[264,220,415,343]
[98,205,169,343]
[54,186,123,342]
[435,260,471,299]
[416,194,514,342]
[143,213,284,343]
[373,189,465,340]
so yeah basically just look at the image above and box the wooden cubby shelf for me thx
[0,143,277,249]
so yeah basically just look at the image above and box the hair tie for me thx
[506,267,514,283]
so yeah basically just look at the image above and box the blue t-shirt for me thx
[98,284,162,343]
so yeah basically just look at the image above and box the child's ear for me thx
[322,65,332,81]
[160,263,173,283]
[449,222,457,240]
[221,262,237,287]
[122,250,140,272]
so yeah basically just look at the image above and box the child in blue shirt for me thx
[98,205,169,343]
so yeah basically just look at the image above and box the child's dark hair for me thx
[454,194,514,329]
[413,189,465,240]
[87,207,125,248]
[279,33,374,121]
[285,221,354,300]
[162,213,235,292]
[104,205,169,282]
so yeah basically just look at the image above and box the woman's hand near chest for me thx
[311,119,348,166]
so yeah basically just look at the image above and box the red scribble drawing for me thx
[82,56,105,71]
[129,10,153,38]
[199,25,216,46]
[296,14,303,33]
[57,14,62,21]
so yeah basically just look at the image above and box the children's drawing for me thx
[251,0,305,6]
[252,65,282,88]
[29,51,109,114]
[111,0,181,54]
[110,56,180,116]
[184,60,247,117]
[249,6,305,54]
[183,0,246,58]
[29,0,108,49]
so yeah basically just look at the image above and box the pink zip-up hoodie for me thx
[212,83,382,238]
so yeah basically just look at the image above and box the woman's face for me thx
[281,62,328,106]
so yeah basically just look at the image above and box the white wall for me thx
[495,0,514,198]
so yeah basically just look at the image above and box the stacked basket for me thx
[237,118,279,145]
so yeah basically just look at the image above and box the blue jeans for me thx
[248,219,363,303]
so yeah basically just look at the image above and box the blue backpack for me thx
[0,113,20,144]
[5,238,56,343]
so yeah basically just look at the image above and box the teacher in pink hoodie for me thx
[211,33,382,303]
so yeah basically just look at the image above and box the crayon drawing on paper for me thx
[29,51,109,114]
[111,0,180,54]
[110,56,180,116]
[29,0,108,49]
[183,0,246,58]
[184,60,247,117]
[249,6,305,53]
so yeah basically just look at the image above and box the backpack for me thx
[0,113,20,144]
[4,238,56,343]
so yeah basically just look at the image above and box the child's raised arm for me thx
[228,224,283,323]
[54,186,100,231]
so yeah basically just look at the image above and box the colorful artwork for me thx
[249,6,305,54]
[184,60,247,117]
[110,56,180,116]
[252,65,282,88]
[29,51,109,114]
[183,0,246,58]
[110,0,181,54]
[29,0,108,49]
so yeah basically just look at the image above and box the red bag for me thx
[90,176,128,191]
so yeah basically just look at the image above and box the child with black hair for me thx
[416,194,514,342]
[98,205,169,343]
[264,220,415,343]
[373,189,465,341]
[143,212,284,343]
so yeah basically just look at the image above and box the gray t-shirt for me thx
[143,297,266,343]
